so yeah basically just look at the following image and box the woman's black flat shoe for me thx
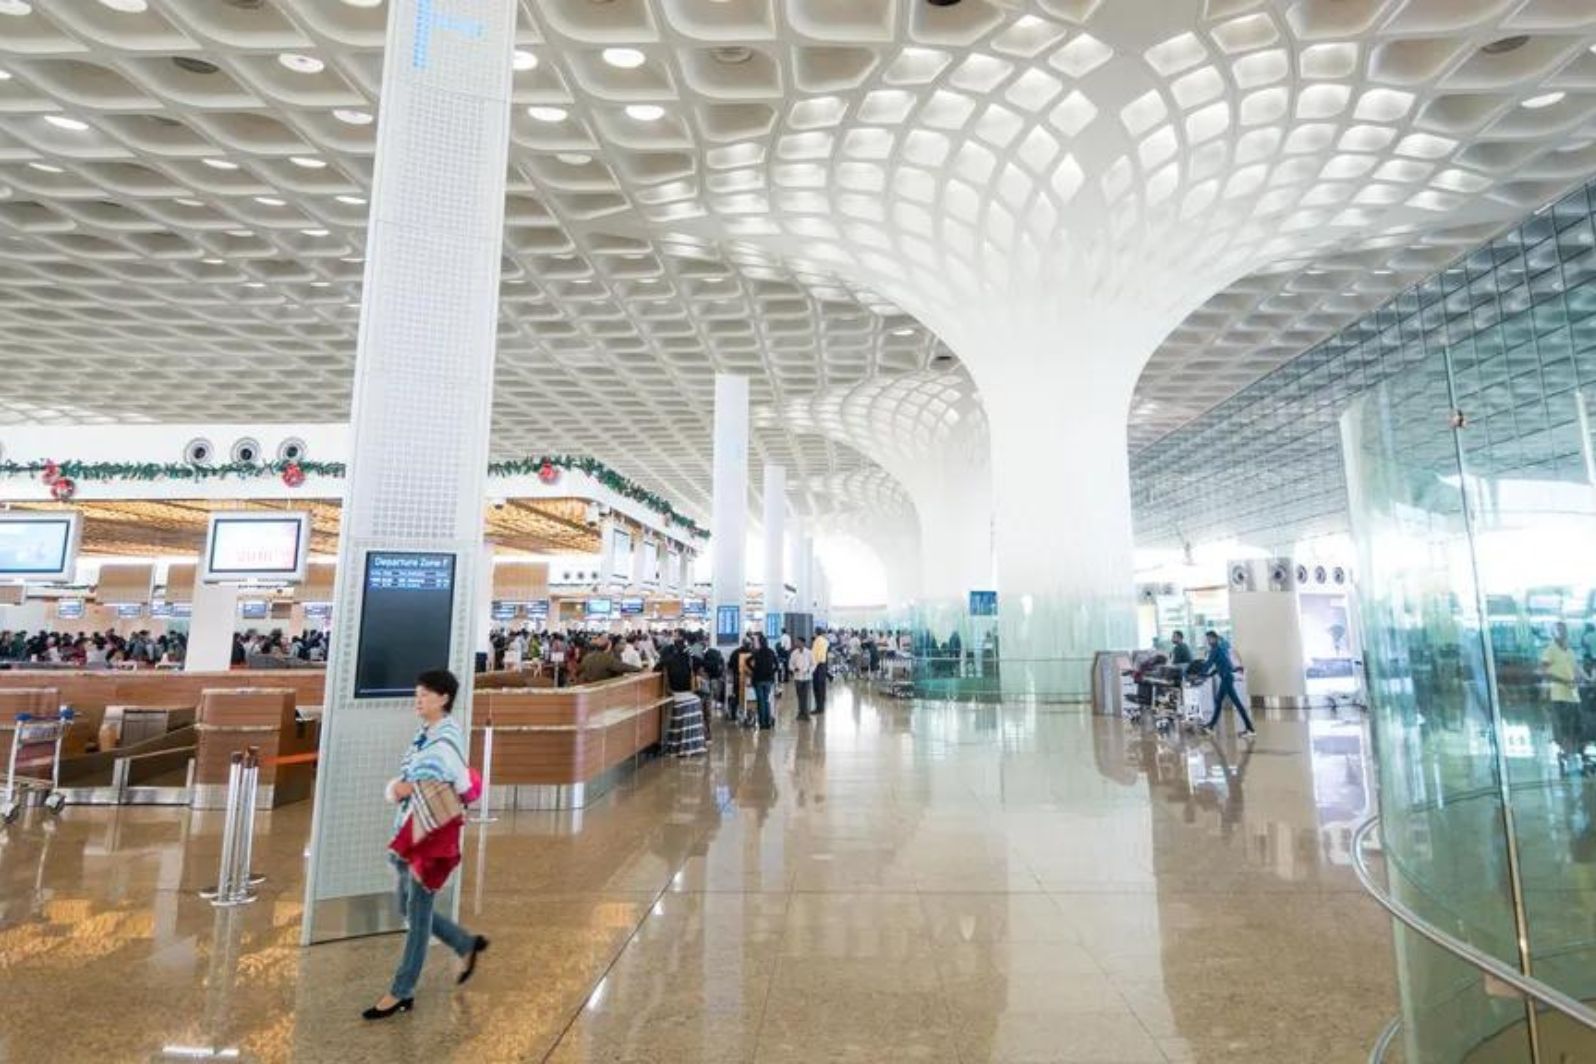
[457,935,490,985]
[362,997,413,1020]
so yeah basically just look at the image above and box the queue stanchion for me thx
[471,722,498,824]
[199,751,244,902]
[236,746,266,888]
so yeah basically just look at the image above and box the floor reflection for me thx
[0,685,1396,1062]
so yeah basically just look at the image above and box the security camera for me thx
[277,437,307,463]
[231,437,262,464]
[184,438,215,466]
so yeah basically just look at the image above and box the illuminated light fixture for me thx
[254,196,285,206]
[202,257,224,264]
[340,0,384,7]
[557,153,592,165]
[0,1,33,15]
[98,0,149,11]
[278,53,325,74]
[301,228,330,236]
[0,68,11,80]
[310,281,330,287]
[602,47,646,69]
[625,104,664,121]
[44,115,89,132]
[527,106,567,122]
[332,108,373,125]
[290,155,327,168]
[712,46,753,65]
[1521,91,1565,109]
[892,328,914,336]
[28,162,62,173]
[175,198,202,206]
[202,158,239,170]
[335,194,366,205]
[513,50,538,71]
[243,282,265,288]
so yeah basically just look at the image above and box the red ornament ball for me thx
[40,460,60,486]
[537,462,560,485]
[50,477,76,502]
[281,462,306,488]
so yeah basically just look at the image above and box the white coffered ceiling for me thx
[2,0,1595,525]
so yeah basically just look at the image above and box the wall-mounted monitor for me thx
[0,512,80,581]
[115,603,144,619]
[151,600,192,619]
[619,597,645,616]
[683,598,707,617]
[238,599,269,620]
[526,599,550,616]
[586,597,613,618]
[202,512,309,584]
[303,602,332,622]
[56,599,84,620]
[491,601,518,621]
[355,551,456,700]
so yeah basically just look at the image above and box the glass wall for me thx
[1341,188,1596,1061]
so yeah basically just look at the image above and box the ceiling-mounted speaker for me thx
[277,437,308,463]
[1228,562,1254,593]
[1267,559,1294,593]
[231,437,262,464]
[1314,565,1329,585]
[1332,566,1348,586]
[184,438,215,466]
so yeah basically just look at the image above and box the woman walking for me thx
[363,669,489,1020]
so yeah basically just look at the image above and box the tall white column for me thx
[788,520,810,615]
[184,564,237,673]
[710,374,749,647]
[476,539,495,660]
[761,464,786,638]
[302,0,514,944]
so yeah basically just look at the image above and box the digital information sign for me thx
[969,590,999,617]
[203,514,309,583]
[0,515,79,580]
[716,604,741,644]
[354,552,456,700]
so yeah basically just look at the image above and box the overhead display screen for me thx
[355,552,456,700]
[619,597,645,616]
[586,597,613,617]
[238,599,269,620]
[0,514,79,580]
[56,599,84,620]
[203,513,309,583]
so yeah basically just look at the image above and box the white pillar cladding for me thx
[761,464,786,636]
[710,374,750,647]
[475,539,495,660]
[302,0,514,944]
[184,572,238,673]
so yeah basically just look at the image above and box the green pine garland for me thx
[0,455,709,539]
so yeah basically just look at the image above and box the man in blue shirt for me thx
[1201,630,1255,739]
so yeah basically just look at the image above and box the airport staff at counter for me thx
[576,636,640,685]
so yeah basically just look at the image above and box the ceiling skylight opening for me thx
[513,50,538,72]
[0,1,33,15]
[202,158,239,170]
[98,0,148,11]
[626,104,665,121]
[335,194,366,205]
[1521,91,1565,110]
[333,109,373,125]
[527,106,567,122]
[602,48,646,69]
[44,115,89,132]
[255,197,284,206]
[290,156,326,168]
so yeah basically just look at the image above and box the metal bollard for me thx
[470,725,498,824]
[236,746,266,889]
[199,751,245,901]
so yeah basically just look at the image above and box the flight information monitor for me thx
[0,513,80,581]
[202,513,309,583]
[355,552,456,700]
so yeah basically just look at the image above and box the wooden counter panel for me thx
[474,673,665,729]
[0,670,326,718]
[472,697,669,787]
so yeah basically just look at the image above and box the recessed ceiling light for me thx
[243,281,265,288]
[0,1,33,15]
[602,47,646,69]
[202,158,239,170]
[254,196,284,206]
[513,50,538,72]
[301,228,330,236]
[527,106,567,122]
[28,162,62,173]
[625,104,664,121]
[227,229,252,237]
[892,328,914,336]
[712,46,753,65]
[202,257,224,264]
[278,53,325,75]
[289,155,326,168]
[340,0,384,7]
[332,108,373,125]
[98,0,148,12]
[557,153,592,165]
[1522,91,1565,110]
[335,194,367,205]
[0,69,11,81]
[44,115,89,132]
[310,281,330,287]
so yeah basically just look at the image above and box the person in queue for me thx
[810,628,830,715]
[727,635,750,723]
[364,669,488,1021]
[576,635,639,684]
[1541,621,1582,769]
[1199,630,1255,739]
[789,635,815,722]
[750,632,779,730]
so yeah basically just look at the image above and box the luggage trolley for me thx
[2,709,73,822]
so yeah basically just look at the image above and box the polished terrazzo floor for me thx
[0,683,1396,1063]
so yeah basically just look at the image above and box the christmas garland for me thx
[0,455,709,539]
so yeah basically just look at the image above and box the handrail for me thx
[1368,1015,1401,1064]
[1352,815,1596,1033]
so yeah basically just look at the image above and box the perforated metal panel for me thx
[302,0,515,944]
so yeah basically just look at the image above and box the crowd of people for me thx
[230,628,328,665]
[0,628,187,667]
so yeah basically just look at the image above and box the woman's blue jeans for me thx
[390,855,473,998]
[754,681,774,728]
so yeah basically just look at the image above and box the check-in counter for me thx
[470,671,669,809]
[193,688,319,810]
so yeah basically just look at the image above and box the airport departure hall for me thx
[7,0,1596,1061]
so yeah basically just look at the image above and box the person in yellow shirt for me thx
[1541,621,1581,769]
[811,629,830,715]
